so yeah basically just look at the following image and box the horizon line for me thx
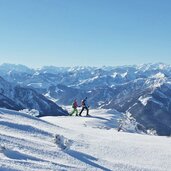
[0,62,168,70]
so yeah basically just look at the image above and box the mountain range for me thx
[0,63,171,135]
[0,69,67,116]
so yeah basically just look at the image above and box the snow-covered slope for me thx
[0,108,171,171]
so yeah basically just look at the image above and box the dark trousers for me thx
[79,107,89,116]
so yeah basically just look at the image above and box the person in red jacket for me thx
[69,99,79,116]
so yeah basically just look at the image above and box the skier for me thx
[79,97,90,116]
[69,99,79,116]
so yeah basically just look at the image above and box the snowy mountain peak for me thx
[152,72,166,79]
[0,63,33,73]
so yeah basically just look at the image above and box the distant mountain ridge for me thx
[0,63,171,135]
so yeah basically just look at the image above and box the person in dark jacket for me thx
[79,97,89,116]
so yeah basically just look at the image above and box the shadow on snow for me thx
[66,149,112,171]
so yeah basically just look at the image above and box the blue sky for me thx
[0,0,171,68]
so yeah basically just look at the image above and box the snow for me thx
[139,96,164,107]
[151,72,166,79]
[111,72,118,78]
[121,72,128,78]
[78,76,100,85]
[44,91,59,103]
[33,72,40,76]
[27,83,43,88]
[139,96,151,106]
[0,107,171,171]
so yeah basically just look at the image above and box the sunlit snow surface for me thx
[0,108,171,171]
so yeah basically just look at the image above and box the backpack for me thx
[81,100,85,106]
[72,101,77,108]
